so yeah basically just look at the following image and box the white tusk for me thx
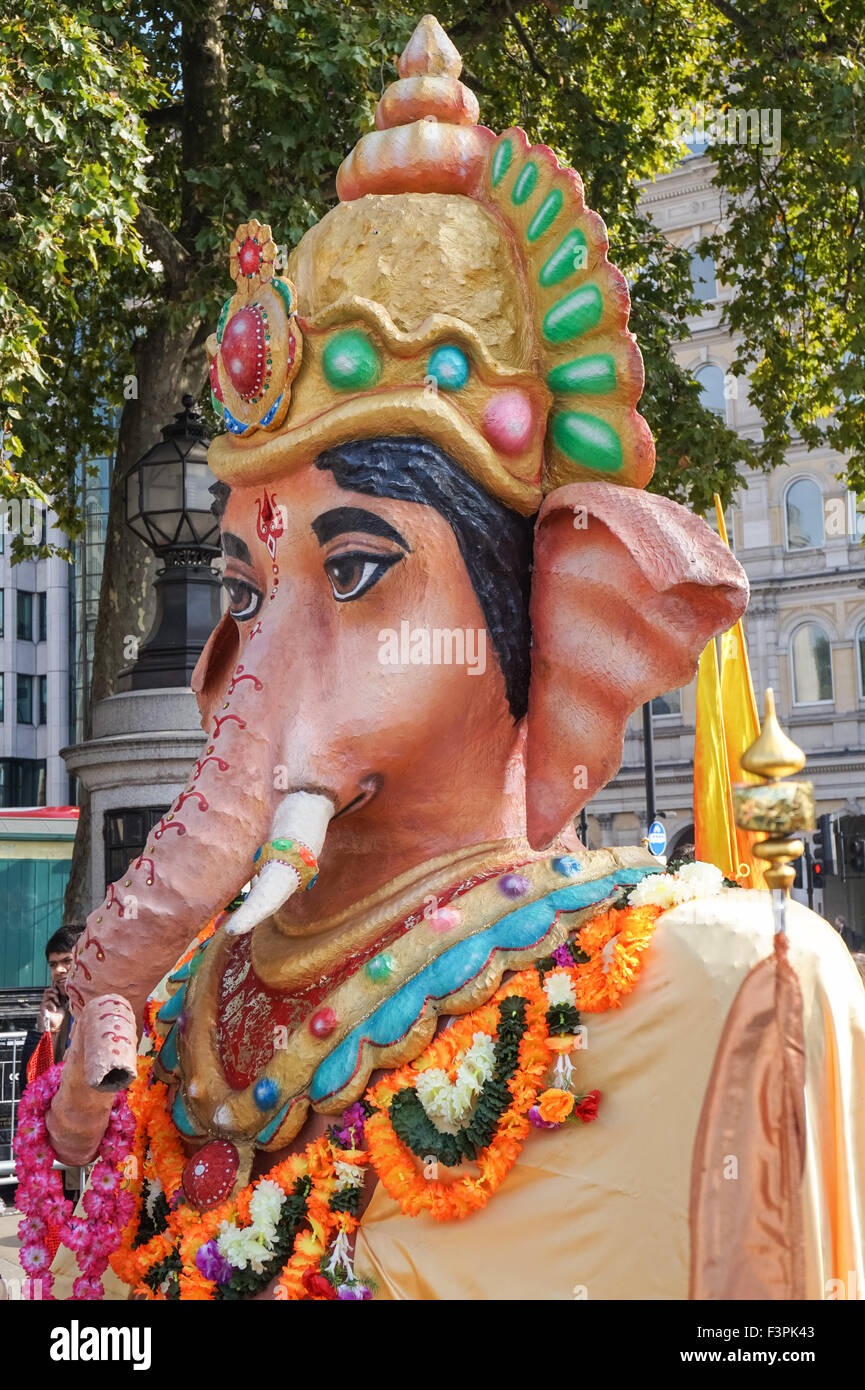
[225,791,333,936]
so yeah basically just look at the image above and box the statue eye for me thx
[324,551,401,602]
[222,577,262,621]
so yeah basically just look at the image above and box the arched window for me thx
[785,477,824,550]
[695,364,726,417]
[689,249,717,301]
[652,688,682,717]
[791,623,833,704]
[858,622,865,698]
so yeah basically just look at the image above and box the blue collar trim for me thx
[308,865,659,1104]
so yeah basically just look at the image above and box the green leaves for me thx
[694,0,865,496]
[3,0,861,548]
[0,0,160,541]
[388,995,529,1166]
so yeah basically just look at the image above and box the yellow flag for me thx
[694,633,739,879]
[714,497,768,888]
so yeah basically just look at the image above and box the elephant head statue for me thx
[46,14,747,1165]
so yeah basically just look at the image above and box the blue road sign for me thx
[647,820,667,856]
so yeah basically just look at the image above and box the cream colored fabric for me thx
[52,889,865,1301]
[354,890,865,1300]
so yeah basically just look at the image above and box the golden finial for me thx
[740,688,806,780]
[733,689,814,895]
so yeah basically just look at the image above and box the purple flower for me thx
[336,1102,367,1148]
[528,1104,560,1131]
[337,1282,372,1300]
[552,943,573,968]
[195,1239,234,1285]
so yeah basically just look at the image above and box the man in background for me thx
[13,926,84,1224]
[18,925,83,1093]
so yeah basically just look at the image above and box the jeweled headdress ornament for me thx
[207,13,653,515]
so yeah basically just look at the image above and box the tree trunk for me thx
[63,315,209,922]
[64,0,230,919]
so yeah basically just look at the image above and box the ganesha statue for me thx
[29,15,864,1302]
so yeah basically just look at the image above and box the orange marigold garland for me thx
[573,904,662,1013]
[109,899,661,1298]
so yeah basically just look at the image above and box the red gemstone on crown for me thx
[181,1139,239,1211]
[221,306,266,401]
[237,236,261,277]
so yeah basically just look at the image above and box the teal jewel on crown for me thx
[426,345,469,392]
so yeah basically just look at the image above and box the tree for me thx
[0,1,860,909]
[694,0,865,490]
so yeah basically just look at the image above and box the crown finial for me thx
[375,14,478,133]
[337,15,490,200]
[398,14,462,78]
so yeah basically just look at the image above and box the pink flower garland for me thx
[13,1064,136,1300]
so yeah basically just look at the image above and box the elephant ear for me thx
[190,611,239,732]
[525,482,749,849]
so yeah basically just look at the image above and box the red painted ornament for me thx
[221,306,266,401]
[181,1139,239,1211]
[309,1007,337,1039]
[237,236,261,277]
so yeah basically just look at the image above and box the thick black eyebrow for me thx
[311,506,411,551]
[221,532,253,565]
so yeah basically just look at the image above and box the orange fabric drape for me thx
[715,498,768,889]
[694,634,739,879]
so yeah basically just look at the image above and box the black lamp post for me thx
[124,395,222,689]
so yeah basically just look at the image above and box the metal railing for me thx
[0,1030,26,1186]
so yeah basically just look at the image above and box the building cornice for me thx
[606,756,865,788]
[748,567,865,593]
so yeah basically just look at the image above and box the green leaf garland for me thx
[387,996,528,1166]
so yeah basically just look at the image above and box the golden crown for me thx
[206,14,653,515]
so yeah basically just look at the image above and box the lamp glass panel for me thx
[141,459,184,518]
[183,459,221,542]
[145,515,179,546]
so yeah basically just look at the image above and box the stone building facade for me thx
[589,151,865,913]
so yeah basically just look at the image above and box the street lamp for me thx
[124,394,222,689]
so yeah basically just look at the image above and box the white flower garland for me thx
[216,1178,285,1274]
[333,1160,366,1192]
[543,970,577,1008]
[144,1175,164,1221]
[629,859,725,910]
[414,1031,496,1131]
